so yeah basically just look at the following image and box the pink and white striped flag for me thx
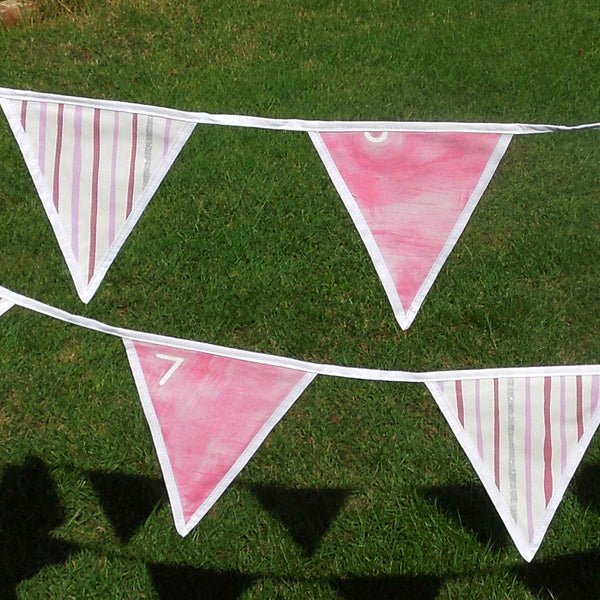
[123,338,316,536]
[426,372,600,560]
[310,131,512,330]
[0,97,196,303]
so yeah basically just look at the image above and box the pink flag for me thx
[426,372,600,560]
[0,98,196,303]
[123,338,316,536]
[0,298,13,316]
[310,131,512,329]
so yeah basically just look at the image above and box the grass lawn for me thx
[1,1,600,598]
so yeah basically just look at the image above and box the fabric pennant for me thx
[123,338,316,536]
[4,284,600,558]
[0,97,196,303]
[310,131,512,329]
[425,373,600,561]
[0,298,14,316]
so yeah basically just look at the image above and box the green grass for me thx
[1,1,600,598]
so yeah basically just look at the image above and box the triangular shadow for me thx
[515,550,600,600]
[331,573,444,600]
[87,470,165,543]
[419,484,509,551]
[148,563,257,600]
[249,484,352,557]
[0,457,79,599]
[573,462,600,515]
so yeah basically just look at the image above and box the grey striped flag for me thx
[1,97,196,302]
[426,373,600,560]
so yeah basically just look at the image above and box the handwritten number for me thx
[155,354,184,385]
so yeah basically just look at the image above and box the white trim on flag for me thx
[0,98,196,303]
[2,284,600,384]
[0,298,14,316]
[0,87,598,134]
[308,130,409,327]
[405,134,513,327]
[123,337,316,535]
[426,377,600,561]
[309,131,513,329]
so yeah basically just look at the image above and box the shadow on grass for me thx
[515,550,600,599]
[148,563,257,600]
[419,484,509,551]
[573,462,600,514]
[0,457,78,599]
[331,573,444,600]
[249,484,352,557]
[87,470,165,543]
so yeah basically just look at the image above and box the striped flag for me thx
[426,373,600,560]
[0,98,196,303]
[123,338,316,536]
[310,131,512,330]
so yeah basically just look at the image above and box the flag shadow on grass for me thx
[87,470,166,543]
[419,484,509,551]
[572,462,600,515]
[514,550,600,600]
[0,456,79,599]
[148,564,257,600]
[248,484,353,557]
[330,573,445,600]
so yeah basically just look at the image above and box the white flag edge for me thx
[309,132,512,330]
[0,98,196,303]
[123,336,317,536]
[3,283,600,385]
[1,86,599,134]
[405,134,513,327]
[425,380,600,561]
[0,298,14,316]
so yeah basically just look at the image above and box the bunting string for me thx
[2,87,599,133]
[2,87,600,562]
[1,284,599,383]
[1,86,599,327]
[1,284,600,560]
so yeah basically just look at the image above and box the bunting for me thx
[123,337,316,535]
[1,286,599,559]
[309,131,512,329]
[426,373,600,560]
[1,86,599,322]
[0,95,195,302]
[1,86,600,561]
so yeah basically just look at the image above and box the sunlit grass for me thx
[0,1,600,598]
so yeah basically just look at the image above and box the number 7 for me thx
[156,354,184,385]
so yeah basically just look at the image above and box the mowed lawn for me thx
[0,1,600,598]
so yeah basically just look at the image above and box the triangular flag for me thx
[425,372,600,560]
[123,338,316,536]
[0,298,14,316]
[0,97,196,303]
[310,131,512,329]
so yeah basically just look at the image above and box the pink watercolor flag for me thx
[123,338,316,536]
[0,98,196,303]
[0,298,14,316]
[425,372,600,560]
[310,131,512,329]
